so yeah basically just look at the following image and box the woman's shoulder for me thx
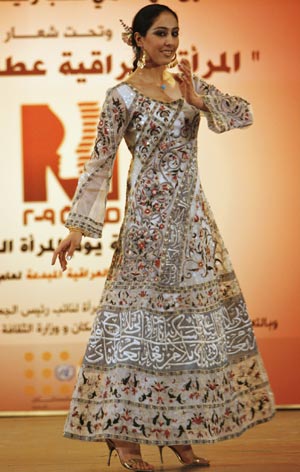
[108,81,137,97]
[104,81,138,110]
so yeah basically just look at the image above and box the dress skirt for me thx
[63,81,275,444]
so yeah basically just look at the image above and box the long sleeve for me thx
[194,76,253,133]
[65,86,130,238]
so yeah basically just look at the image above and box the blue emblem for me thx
[55,364,76,381]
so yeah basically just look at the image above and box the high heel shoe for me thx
[158,444,210,467]
[106,439,154,471]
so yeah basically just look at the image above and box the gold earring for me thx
[168,53,178,69]
[137,49,147,69]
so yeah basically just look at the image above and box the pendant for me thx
[161,84,167,90]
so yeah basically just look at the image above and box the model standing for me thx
[52,4,275,471]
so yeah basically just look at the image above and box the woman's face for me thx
[136,11,179,67]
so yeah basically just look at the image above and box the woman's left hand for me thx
[176,59,207,110]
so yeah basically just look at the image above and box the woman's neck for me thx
[132,65,172,86]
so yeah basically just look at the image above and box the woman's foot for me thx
[107,439,154,471]
[168,444,210,466]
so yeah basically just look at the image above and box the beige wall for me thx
[0,0,299,409]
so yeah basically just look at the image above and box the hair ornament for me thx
[119,19,133,46]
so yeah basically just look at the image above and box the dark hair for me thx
[131,4,178,71]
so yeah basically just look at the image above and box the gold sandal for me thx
[106,439,154,471]
[158,444,210,467]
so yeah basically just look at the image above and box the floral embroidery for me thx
[64,355,275,444]
[63,79,274,445]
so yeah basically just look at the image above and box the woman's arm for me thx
[52,85,130,270]
[176,59,253,133]
[194,76,253,134]
[65,86,130,238]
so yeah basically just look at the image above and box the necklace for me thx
[160,84,167,90]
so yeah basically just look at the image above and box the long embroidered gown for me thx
[63,77,275,445]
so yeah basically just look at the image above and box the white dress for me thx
[63,76,275,444]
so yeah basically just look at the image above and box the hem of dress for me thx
[62,409,276,445]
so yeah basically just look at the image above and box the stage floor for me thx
[0,410,299,471]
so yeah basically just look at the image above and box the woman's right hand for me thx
[51,231,82,271]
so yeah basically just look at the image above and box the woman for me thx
[52,4,275,471]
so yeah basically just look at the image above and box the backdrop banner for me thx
[0,0,299,411]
